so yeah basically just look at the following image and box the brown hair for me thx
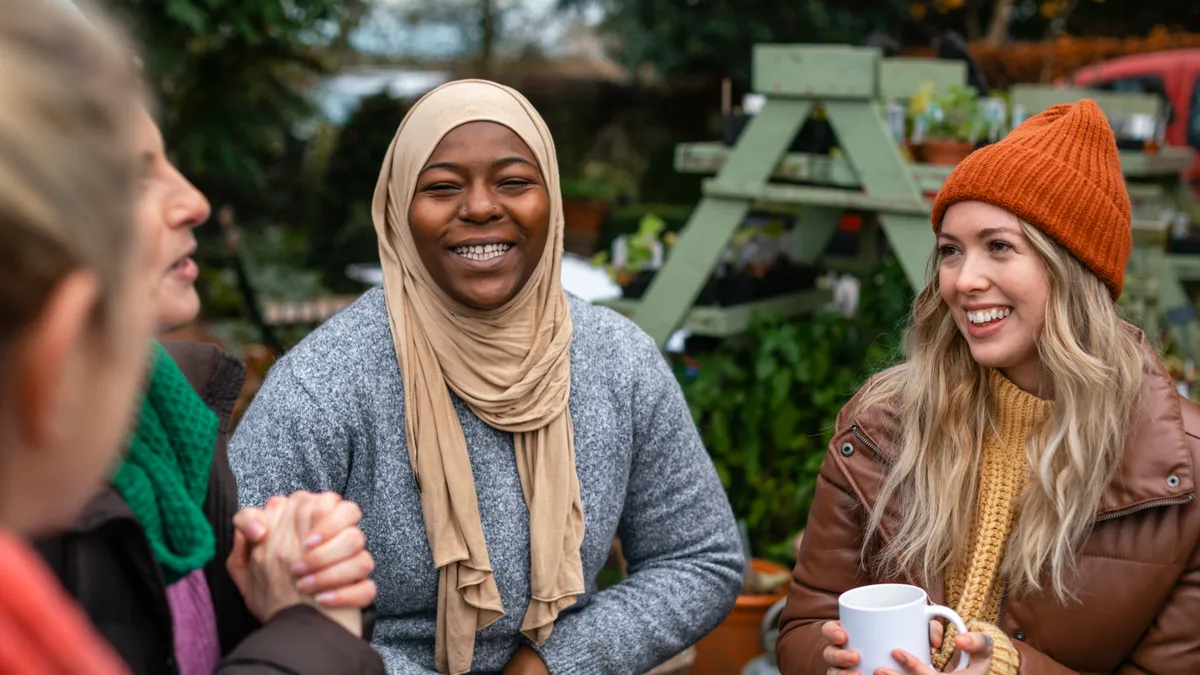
[0,0,143,374]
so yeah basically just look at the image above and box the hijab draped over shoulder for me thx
[370,79,584,675]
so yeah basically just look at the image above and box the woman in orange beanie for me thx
[777,98,1200,675]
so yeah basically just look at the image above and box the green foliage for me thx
[925,84,983,142]
[111,0,358,199]
[591,212,672,282]
[561,177,623,201]
[675,255,913,564]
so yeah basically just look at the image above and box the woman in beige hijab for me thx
[231,80,743,674]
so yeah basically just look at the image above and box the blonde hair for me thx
[0,0,142,378]
[861,221,1145,599]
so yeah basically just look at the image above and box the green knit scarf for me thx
[113,341,217,585]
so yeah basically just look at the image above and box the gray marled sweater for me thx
[228,288,743,675]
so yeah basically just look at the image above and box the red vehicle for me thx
[1065,49,1200,195]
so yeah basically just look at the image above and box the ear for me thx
[11,270,101,450]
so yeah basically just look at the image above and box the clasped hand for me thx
[227,491,377,636]
[821,620,995,675]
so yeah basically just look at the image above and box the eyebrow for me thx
[938,225,1020,242]
[418,156,537,176]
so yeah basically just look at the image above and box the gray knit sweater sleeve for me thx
[229,354,437,674]
[531,325,743,675]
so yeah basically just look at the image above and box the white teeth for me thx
[453,243,511,261]
[967,307,1012,325]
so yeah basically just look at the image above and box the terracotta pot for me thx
[690,558,790,675]
[919,139,974,166]
[562,198,609,235]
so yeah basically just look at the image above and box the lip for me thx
[167,256,199,282]
[446,237,515,249]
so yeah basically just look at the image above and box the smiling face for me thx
[132,108,211,332]
[938,201,1052,392]
[407,121,551,310]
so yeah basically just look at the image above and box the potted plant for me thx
[591,213,675,299]
[688,554,791,675]
[561,177,618,256]
[914,84,982,166]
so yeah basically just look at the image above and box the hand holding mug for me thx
[881,630,995,675]
[820,618,945,674]
[832,584,970,675]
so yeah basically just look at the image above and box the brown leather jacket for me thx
[777,338,1200,675]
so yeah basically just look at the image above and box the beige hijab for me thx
[370,80,585,675]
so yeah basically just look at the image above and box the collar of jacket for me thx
[837,326,1195,526]
[69,340,246,534]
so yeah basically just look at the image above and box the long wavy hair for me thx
[860,221,1145,599]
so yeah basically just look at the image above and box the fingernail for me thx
[247,523,266,540]
[292,561,308,576]
[315,592,335,604]
[305,533,323,548]
[298,576,315,591]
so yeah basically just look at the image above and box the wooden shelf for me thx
[599,289,833,338]
[675,141,1194,186]
[703,179,932,215]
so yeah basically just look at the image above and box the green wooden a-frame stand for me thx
[612,45,956,347]
[606,43,1200,355]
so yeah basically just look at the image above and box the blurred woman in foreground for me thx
[0,1,153,671]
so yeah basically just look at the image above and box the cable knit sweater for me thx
[228,288,743,675]
[932,370,1053,674]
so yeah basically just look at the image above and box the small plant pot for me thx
[563,198,609,235]
[919,139,975,166]
[619,269,656,300]
[690,559,791,675]
[716,272,758,306]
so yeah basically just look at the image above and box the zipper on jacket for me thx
[850,424,889,464]
[992,494,1193,637]
[1094,494,1194,523]
[996,580,1009,629]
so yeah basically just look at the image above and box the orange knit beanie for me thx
[931,99,1132,300]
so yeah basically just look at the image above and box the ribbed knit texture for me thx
[931,370,1052,674]
[113,341,218,584]
[931,99,1132,300]
[164,569,221,675]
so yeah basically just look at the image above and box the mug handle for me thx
[925,605,970,671]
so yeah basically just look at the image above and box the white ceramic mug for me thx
[838,583,969,673]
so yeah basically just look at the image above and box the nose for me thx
[955,250,991,295]
[165,163,210,231]
[459,181,500,224]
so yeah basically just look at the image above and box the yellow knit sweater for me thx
[931,370,1053,674]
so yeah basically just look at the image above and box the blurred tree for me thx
[376,0,553,76]
[308,91,412,291]
[564,0,1200,82]
[107,0,369,222]
[557,0,902,84]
